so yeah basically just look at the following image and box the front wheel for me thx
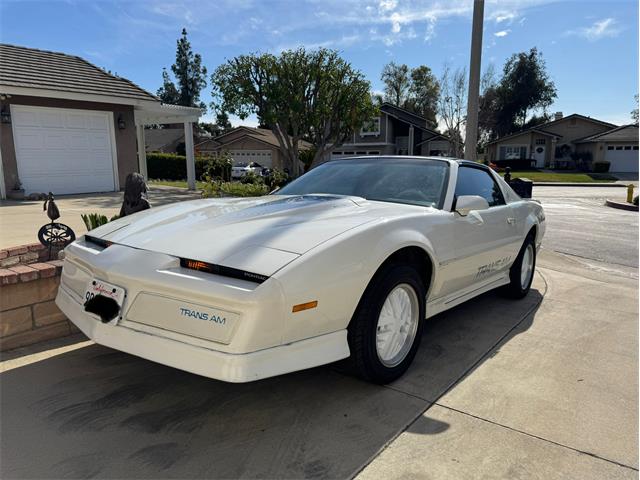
[502,234,536,299]
[346,263,426,384]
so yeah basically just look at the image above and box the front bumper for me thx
[56,286,349,382]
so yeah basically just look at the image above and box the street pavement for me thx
[0,186,638,479]
[533,186,638,271]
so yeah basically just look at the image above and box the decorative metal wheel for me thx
[375,283,420,368]
[38,222,76,249]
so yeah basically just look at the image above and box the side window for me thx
[455,167,505,207]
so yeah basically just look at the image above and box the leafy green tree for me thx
[157,28,207,111]
[211,47,375,176]
[380,62,440,127]
[215,111,232,132]
[381,62,411,106]
[479,48,557,139]
[632,94,638,124]
[407,66,439,128]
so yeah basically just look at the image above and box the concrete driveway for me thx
[0,187,201,249]
[1,250,637,479]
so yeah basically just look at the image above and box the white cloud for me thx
[565,17,622,41]
[494,29,510,38]
[490,11,517,24]
[379,0,398,12]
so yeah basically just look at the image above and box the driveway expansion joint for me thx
[433,403,639,473]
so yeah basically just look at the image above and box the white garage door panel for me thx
[230,150,273,168]
[605,147,639,173]
[12,105,117,195]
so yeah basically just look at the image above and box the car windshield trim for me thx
[275,157,450,209]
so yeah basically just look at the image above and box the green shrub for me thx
[201,152,233,181]
[592,161,611,173]
[633,195,638,206]
[201,177,269,198]
[240,171,264,185]
[264,168,290,189]
[147,152,211,180]
[81,213,119,231]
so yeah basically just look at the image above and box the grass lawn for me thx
[501,171,618,183]
[148,179,207,189]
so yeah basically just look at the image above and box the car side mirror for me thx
[455,195,489,216]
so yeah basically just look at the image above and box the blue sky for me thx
[1,0,638,127]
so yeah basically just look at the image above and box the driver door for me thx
[447,166,517,293]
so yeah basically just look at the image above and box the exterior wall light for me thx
[117,114,126,130]
[0,108,10,124]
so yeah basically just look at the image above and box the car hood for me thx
[87,195,399,276]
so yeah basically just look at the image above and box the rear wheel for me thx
[346,263,426,384]
[502,234,536,299]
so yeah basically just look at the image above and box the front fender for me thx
[273,214,450,344]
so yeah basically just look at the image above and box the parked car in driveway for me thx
[56,156,545,384]
[231,162,264,179]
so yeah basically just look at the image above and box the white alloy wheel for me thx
[375,284,420,367]
[520,244,534,289]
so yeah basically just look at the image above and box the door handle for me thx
[506,217,516,225]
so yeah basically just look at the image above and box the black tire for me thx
[345,263,426,384]
[502,233,536,299]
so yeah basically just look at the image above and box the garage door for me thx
[11,105,117,195]
[605,145,639,173]
[230,150,272,168]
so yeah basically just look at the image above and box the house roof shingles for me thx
[487,113,617,145]
[575,124,639,143]
[197,127,313,151]
[0,43,157,102]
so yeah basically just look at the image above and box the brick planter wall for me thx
[0,244,80,351]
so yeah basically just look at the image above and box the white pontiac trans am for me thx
[56,157,545,384]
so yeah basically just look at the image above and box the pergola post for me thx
[184,121,196,190]
[408,125,415,155]
[136,124,148,180]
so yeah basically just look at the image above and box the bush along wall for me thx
[146,153,231,181]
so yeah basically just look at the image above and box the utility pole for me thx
[464,0,484,161]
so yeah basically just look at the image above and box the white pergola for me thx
[134,103,203,189]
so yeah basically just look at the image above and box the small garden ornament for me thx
[38,192,76,259]
[119,173,151,217]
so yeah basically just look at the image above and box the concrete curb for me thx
[605,199,639,211]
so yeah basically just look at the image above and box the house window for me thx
[616,146,623,150]
[499,145,527,160]
[535,138,546,145]
[360,117,380,137]
[634,146,639,150]
[607,146,615,150]
[624,146,632,150]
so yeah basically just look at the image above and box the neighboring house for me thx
[327,103,455,161]
[486,113,639,173]
[0,43,202,198]
[574,124,639,173]
[196,126,312,171]
[144,128,210,154]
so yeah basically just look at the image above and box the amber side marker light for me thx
[292,300,318,313]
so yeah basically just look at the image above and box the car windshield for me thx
[276,157,450,208]
[234,163,249,168]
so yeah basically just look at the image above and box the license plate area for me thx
[84,279,126,324]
